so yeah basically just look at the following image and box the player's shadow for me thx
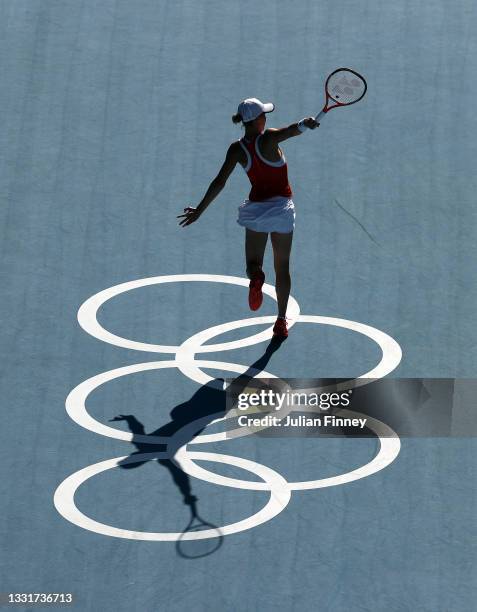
[110,335,285,557]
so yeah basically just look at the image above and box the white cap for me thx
[237,98,275,123]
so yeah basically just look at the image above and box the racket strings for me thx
[327,70,366,105]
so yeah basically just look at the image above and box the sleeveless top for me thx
[239,133,292,202]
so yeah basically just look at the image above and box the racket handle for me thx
[315,109,326,122]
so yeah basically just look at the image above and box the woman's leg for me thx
[245,228,268,278]
[271,231,293,318]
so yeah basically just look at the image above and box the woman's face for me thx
[256,113,266,131]
[244,113,266,132]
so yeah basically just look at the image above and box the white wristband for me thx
[297,119,308,133]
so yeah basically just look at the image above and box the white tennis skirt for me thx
[237,196,295,234]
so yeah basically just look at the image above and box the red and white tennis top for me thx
[239,133,292,202]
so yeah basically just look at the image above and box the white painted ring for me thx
[65,359,287,444]
[182,410,401,491]
[53,449,291,541]
[77,274,300,354]
[175,313,402,389]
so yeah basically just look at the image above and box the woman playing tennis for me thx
[178,98,318,338]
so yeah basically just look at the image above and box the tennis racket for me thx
[315,68,367,122]
[176,497,223,559]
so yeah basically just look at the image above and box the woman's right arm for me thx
[178,143,240,227]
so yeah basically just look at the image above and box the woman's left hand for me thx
[177,206,202,227]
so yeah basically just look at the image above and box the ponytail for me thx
[232,113,242,124]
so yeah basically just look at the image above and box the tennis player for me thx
[178,98,319,338]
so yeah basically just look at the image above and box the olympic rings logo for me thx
[54,274,402,541]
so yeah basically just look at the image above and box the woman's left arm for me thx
[266,118,319,144]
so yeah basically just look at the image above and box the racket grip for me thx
[315,109,326,122]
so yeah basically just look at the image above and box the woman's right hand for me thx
[177,206,202,227]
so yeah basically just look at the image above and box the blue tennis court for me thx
[0,1,476,610]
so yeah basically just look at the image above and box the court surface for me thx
[0,1,476,611]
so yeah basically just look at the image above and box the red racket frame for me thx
[315,68,367,122]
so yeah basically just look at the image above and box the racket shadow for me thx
[175,495,224,559]
[109,335,285,558]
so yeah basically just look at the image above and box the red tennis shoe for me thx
[248,270,265,311]
[273,317,288,338]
